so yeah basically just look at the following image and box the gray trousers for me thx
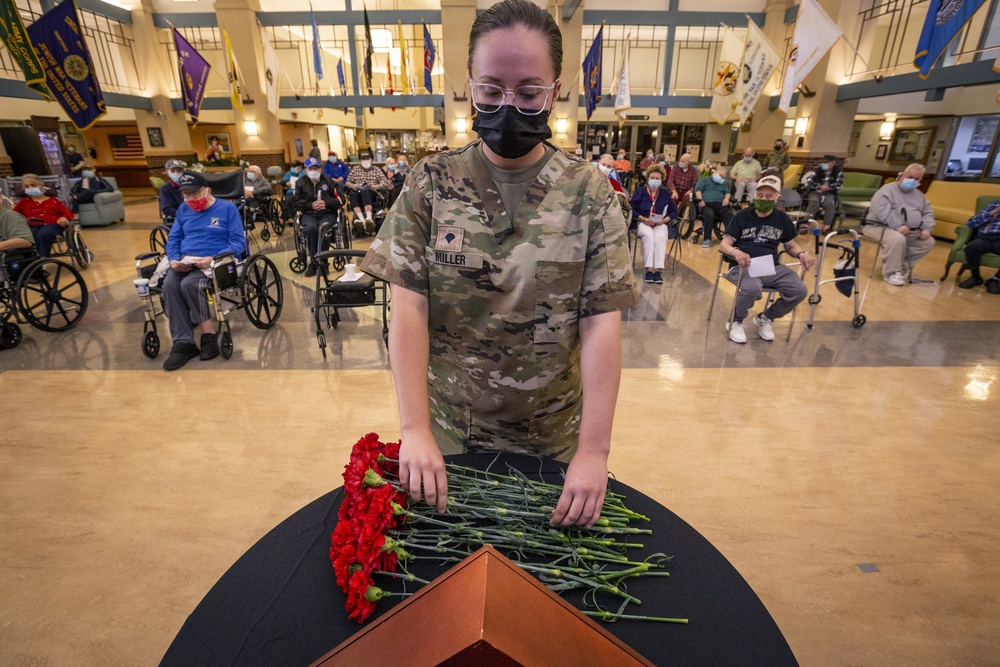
[162,268,213,345]
[861,225,935,278]
[806,192,838,228]
[728,263,808,322]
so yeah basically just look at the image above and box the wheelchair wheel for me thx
[678,213,695,240]
[141,330,160,358]
[713,222,726,240]
[68,228,91,269]
[260,222,271,243]
[150,225,170,254]
[16,259,89,332]
[1,322,22,350]
[332,256,346,272]
[852,314,867,328]
[219,330,233,359]
[289,257,306,273]
[241,254,283,329]
[269,200,285,235]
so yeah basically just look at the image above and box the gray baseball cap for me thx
[164,159,184,171]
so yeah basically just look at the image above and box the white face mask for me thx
[307,170,321,182]
[361,160,372,169]
[599,164,613,176]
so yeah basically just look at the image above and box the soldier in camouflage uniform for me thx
[360,0,638,528]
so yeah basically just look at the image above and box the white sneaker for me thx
[753,314,775,341]
[884,272,906,286]
[729,320,747,344]
[366,212,374,222]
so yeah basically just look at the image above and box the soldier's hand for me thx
[399,429,448,514]
[551,449,608,528]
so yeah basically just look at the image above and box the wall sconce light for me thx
[455,117,467,134]
[879,120,895,141]
[556,118,568,135]
[244,120,258,137]
[794,116,809,136]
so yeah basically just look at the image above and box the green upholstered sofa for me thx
[941,194,1000,282]
[925,180,1000,240]
[839,172,883,203]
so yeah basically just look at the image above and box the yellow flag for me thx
[397,20,410,94]
[223,28,244,113]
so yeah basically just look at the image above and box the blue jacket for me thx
[323,159,350,181]
[165,198,246,261]
[630,186,679,226]
[281,169,302,194]
[159,180,185,219]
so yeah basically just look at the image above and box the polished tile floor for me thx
[1,194,998,665]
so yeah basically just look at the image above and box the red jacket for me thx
[14,196,74,226]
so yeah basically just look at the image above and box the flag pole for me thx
[840,35,883,82]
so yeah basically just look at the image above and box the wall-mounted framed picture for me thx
[294,137,304,158]
[711,141,721,153]
[888,126,935,164]
[968,117,998,153]
[146,127,164,148]
[205,133,232,154]
[848,131,860,156]
[876,144,887,160]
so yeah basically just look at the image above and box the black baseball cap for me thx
[178,170,208,191]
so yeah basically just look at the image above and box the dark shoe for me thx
[653,271,663,284]
[163,342,199,371]
[305,264,317,278]
[958,276,983,289]
[364,219,376,235]
[644,271,654,284]
[987,279,1000,295]
[199,333,220,361]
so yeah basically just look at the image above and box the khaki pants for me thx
[863,225,935,278]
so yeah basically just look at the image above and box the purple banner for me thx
[173,28,210,123]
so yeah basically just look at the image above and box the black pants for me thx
[348,189,378,211]
[700,202,733,234]
[965,233,1000,276]
[300,212,337,260]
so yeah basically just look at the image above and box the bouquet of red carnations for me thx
[329,433,686,624]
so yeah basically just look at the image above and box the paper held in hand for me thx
[748,254,776,278]
[648,212,665,225]
[180,255,213,277]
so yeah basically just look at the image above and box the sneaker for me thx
[987,278,1000,295]
[364,220,376,234]
[653,271,663,284]
[958,276,983,289]
[729,320,747,344]
[305,264,317,278]
[352,220,365,237]
[702,239,712,248]
[163,342,199,371]
[884,272,906,286]
[644,271,654,284]
[199,333,220,361]
[753,313,775,341]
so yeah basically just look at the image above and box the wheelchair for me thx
[132,249,284,360]
[0,248,89,350]
[27,217,92,269]
[344,185,388,238]
[243,192,285,243]
[677,200,729,244]
[289,209,352,274]
[310,248,389,358]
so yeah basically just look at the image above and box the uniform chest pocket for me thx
[534,260,584,343]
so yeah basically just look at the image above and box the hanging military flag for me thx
[778,0,841,113]
[386,52,396,110]
[337,57,347,95]
[25,0,105,130]
[737,19,781,125]
[582,25,602,120]
[709,28,743,125]
[0,0,50,100]
[310,2,323,94]
[397,21,410,94]
[222,28,244,113]
[363,5,375,112]
[172,28,210,124]
[423,22,435,94]
[914,0,988,78]
[611,33,631,128]
[259,25,281,116]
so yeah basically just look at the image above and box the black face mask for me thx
[473,105,552,160]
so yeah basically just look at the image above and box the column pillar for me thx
[440,0,476,149]
[741,0,791,153]
[131,0,196,177]
[214,0,284,171]
[549,0,583,152]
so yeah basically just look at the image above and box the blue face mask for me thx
[82,170,95,179]
[819,163,829,171]
[389,164,397,171]
[25,187,42,197]
[169,172,182,183]
[900,178,919,191]
[247,173,256,181]
[712,174,725,184]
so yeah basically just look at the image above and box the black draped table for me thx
[161,454,797,666]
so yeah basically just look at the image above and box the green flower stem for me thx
[376,570,431,585]
[582,611,689,624]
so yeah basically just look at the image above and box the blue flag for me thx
[423,23,435,94]
[337,57,346,95]
[582,26,603,120]
[311,3,323,88]
[25,0,105,130]
[914,0,988,78]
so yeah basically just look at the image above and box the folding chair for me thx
[706,251,804,343]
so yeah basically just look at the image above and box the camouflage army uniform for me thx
[360,140,639,461]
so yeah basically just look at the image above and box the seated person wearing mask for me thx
[667,152,698,212]
[13,174,75,258]
[730,147,762,204]
[292,157,343,277]
[243,165,272,213]
[385,157,406,208]
[395,154,411,177]
[69,164,113,213]
[630,164,680,285]
[802,154,844,232]
[598,153,624,194]
[345,151,390,235]
[0,208,34,253]
[719,175,815,344]
[863,163,935,286]
[161,171,246,371]
[323,151,350,197]
[693,165,734,248]
[159,159,186,223]
[281,160,304,219]
[957,199,1000,294]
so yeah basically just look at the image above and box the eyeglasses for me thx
[469,81,558,115]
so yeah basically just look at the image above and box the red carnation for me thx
[346,570,380,623]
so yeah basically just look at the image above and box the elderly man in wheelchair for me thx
[160,171,246,370]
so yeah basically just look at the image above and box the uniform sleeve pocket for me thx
[534,260,584,343]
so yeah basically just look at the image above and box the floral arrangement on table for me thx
[699,160,718,177]
[329,433,687,625]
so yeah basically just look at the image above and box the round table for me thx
[160,454,797,666]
